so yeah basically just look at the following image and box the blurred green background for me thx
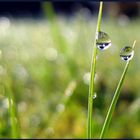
[0,1,140,139]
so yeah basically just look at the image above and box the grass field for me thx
[0,13,140,138]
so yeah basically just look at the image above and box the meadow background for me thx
[0,1,140,138]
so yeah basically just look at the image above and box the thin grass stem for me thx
[5,80,20,138]
[99,40,136,138]
[87,1,103,138]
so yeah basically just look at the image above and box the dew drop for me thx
[96,31,111,50]
[120,46,134,62]
[93,93,97,99]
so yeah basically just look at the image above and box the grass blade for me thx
[87,1,103,138]
[100,40,136,138]
[5,80,20,138]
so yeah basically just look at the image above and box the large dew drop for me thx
[96,31,111,50]
[120,46,134,62]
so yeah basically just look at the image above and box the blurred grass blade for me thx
[87,1,103,138]
[42,2,68,55]
[5,82,20,138]
[100,41,136,139]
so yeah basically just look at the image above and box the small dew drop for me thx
[93,93,97,99]
[96,31,111,50]
[94,73,98,82]
[120,46,134,62]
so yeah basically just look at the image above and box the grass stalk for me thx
[42,2,68,55]
[5,80,20,138]
[87,1,103,138]
[100,40,136,138]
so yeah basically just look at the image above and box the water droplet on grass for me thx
[120,46,134,62]
[96,31,111,50]
[93,93,97,99]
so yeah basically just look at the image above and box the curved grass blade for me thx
[100,40,136,138]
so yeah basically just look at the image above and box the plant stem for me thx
[87,1,103,138]
[5,80,20,138]
[100,41,136,139]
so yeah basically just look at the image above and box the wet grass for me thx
[0,13,140,138]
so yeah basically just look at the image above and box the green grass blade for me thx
[100,41,136,139]
[5,81,20,138]
[42,2,68,55]
[87,1,103,138]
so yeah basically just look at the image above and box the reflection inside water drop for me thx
[96,31,111,50]
[120,46,134,62]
